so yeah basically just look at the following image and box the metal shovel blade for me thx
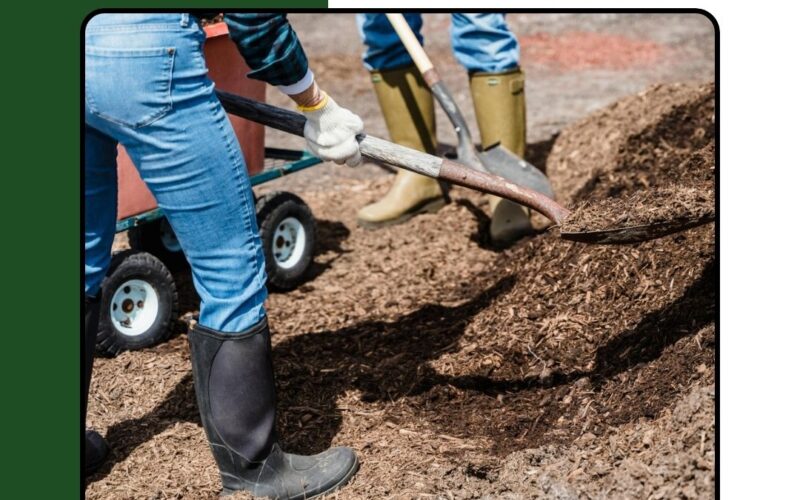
[559,215,714,244]
[478,144,555,198]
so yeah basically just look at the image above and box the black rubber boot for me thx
[83,295,109,477]
[189,319,358,499]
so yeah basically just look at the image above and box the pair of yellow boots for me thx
[358,66,532,246]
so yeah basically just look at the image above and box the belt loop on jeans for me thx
[180,13,189,27]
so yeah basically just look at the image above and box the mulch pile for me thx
[561,185,714,233]
[547,82,715,202]
[88,82,715,499]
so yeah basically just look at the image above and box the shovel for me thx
[216,91,712,245]
[385,13,554,198]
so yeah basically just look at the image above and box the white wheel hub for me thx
[272,216,306,269]
[110,279,159,336]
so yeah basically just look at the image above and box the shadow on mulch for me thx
[88,274,513,483]
[88,374,196,484]
[414,258,716,395]
[90,257,713,481]
[399,259,716,454]
[167,218,352,332]
[301,219,351,284]
[524,133,559,173]
[452,197,550,252]
[275,258,715,456]
[273,274,519,454]
[455,198,494,249]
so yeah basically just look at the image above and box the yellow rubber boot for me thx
[357,66,445,229]
[470,68,534,246]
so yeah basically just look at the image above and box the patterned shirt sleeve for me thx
[225,13,310,89]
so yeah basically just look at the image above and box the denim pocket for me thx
[85,46,176,128]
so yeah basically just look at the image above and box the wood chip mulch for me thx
[88,82,716,499]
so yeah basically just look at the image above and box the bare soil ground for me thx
[89,13,716,499]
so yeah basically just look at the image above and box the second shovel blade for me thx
[559,216,714,245]
[478,144,555,198]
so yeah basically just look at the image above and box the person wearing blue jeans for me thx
[356,13,533,245]
[84,13,363,498]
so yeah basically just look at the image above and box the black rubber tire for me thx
[256,191,317,291]
[127,219,187,270]
[95,250,179,357]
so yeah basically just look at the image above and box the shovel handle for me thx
[215,90,570,225]
[386,13,479,166]
[218,90,306,136]
[386,14,434,76]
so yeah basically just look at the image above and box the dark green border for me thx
[7,3,325,499]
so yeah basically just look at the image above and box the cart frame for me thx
[115,147,321,233]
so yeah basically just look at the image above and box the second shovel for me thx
[385,13,554,198]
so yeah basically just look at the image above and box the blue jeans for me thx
[84,13,266,334]
[357,13,520,73]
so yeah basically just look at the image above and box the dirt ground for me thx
[87,13,716,500]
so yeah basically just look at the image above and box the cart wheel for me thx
[95,250,179,357]
[256,192,316,291]
[128,219,186,269]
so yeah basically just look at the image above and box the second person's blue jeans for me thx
[84,13,266,334]
[357,13,520,73]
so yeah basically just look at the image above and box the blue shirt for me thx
[225,14,310,89]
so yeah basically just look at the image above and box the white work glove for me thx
[300,93,364,167]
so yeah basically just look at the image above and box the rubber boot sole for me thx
[357,196,447,230]
[220,457,360,499]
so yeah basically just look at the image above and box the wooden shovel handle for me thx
[386,13,440,85]
[215,90,570,225]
